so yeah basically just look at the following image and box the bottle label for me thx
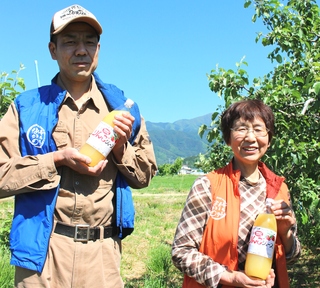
[247,226,276,259]
[86,121,118,157]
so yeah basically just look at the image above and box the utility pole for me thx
[34,60,40,87]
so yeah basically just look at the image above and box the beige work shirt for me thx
[0,76,157,227]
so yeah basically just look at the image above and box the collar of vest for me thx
[221,160,285,199]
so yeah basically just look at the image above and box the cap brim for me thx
[52,16,102,35]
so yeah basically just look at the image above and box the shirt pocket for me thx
[53,121,69,149]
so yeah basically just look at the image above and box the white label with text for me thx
[86,121,118,157]
[247,226,276,259]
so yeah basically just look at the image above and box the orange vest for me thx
[183,161,290,288]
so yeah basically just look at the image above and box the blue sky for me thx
[1,1,275,123]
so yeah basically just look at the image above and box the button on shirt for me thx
[54,77,117,226]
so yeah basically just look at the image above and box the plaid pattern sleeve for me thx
[285,211,301,264]
[171,176,226,287]
[282,190,301,264]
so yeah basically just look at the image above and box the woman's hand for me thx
[271,200,296,235]
[264,269,276,288]
[220,269,275,287]
[271,199,296,254]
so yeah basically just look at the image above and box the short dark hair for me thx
[220,99,275,144]
[49,26,100,43]
[50,34,58,44]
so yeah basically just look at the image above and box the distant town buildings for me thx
[178,165,204,175]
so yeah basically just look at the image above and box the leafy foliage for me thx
[0,64,26,118]
[0,214,12,249]
[198,0,320,246]
[0,200,13,249]
[157,157,183,176]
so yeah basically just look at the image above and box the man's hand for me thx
[53,148,107,176]
[112,112,135,162]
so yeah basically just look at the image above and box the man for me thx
[0,4,157,288]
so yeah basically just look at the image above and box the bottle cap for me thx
[124,98,134,109]
[266,198,274,207]
[266,198,274,213]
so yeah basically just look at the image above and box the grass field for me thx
[120,174,196,287]
[1,174,319,287]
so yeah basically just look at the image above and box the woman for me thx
[172,99,300,288]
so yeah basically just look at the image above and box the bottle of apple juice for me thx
[79,98,134,167]
[245,198,277,280]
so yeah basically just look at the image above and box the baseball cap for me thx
[50,4,102,38]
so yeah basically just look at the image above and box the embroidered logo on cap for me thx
[210,197,227,220]
[27,124,46,148]
[51,4,102,36]
[54,5,93,30]
[59,5,89,20]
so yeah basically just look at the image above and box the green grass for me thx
[1,175,320,287]
[120,175,195,286]
[0,198,14,288]
[0,245,14,288]
[136,174,198,194]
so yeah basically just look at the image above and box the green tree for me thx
[170,157,183,175]
[157,157,183,176]
[0,64,26,118]
[198,0,320,246]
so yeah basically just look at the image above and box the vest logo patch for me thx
[27,124,46,148]
[210,197,227,220]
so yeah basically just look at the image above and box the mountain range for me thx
[146,113,212,166]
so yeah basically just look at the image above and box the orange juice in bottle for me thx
[245,198,277,280]
[79,99,134,167]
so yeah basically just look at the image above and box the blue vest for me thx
[10,73,140,272]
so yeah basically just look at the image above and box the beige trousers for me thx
[14,231,123,288]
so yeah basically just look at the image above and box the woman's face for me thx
[229,117,270,168]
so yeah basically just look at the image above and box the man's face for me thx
[49,22,100,82]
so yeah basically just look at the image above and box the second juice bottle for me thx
[244,198,277,280]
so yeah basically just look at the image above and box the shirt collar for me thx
[55,74,105,112]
